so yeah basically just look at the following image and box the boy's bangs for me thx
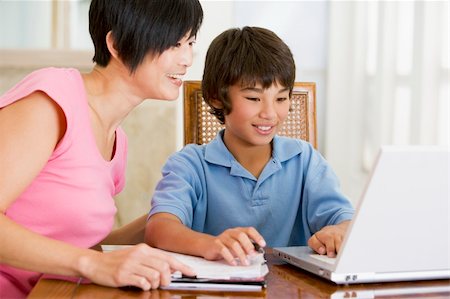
[238,73,290,90]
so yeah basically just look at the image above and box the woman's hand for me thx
[79,243,195,290]
[201,227,266,266]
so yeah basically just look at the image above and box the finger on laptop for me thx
[316,230,337,257]
[335,234,344,253]
[308,234,326,255]
[324,238,336,257]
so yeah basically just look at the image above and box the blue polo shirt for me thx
[150,130,354,247]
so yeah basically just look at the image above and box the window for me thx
[0,0,92,50]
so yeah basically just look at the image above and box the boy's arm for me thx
[301,144,354,257]
[145,213,208,256]
[99,214,148,245]
[145,213,265,266]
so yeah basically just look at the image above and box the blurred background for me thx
[1,0,448,227]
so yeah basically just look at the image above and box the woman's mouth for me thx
[166,73,184,86]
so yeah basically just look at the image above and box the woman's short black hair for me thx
[89,0,203,73]
[202,26,296,124]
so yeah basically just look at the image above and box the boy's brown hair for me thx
[202,26,296,124]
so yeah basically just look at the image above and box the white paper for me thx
[166,251,267,279]
[101,245,268,280]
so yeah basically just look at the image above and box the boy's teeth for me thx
[258,126,271,131]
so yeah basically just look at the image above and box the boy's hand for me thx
[307,220,351,257]
[202,227,266,266]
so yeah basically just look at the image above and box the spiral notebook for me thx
[102,245,268,291]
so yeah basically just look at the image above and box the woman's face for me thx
[131,32,196,101]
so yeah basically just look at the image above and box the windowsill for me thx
[0,49,94,68]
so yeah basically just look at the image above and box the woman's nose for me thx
[180,46,193,67]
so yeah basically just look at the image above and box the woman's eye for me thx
[189,40,196,46]
[277,97,288,102]
[245,97,259,101]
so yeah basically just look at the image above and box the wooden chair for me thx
[183,81,317,148]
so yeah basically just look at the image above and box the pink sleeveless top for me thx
[0,68,127,298]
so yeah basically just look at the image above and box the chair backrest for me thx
[183,81,317,148]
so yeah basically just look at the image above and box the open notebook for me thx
[102,245,268,291]
[274,146,450,284]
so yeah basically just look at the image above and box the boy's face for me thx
[222,81,291,148]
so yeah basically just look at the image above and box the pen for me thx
[252,242,265,254]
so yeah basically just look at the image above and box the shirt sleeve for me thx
[301,148,355,236]
[149,149,203,228]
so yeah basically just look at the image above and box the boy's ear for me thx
[106,31,119,59]
[210,98,223,109]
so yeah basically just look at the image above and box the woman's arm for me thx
[0,212,194,290]
[0,92,75,273]
[0,92,94,276]
[0,92,65,211]
[0,94,193,289]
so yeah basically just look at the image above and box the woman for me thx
[0,0,203,297]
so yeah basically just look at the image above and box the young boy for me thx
[145,27,354,266]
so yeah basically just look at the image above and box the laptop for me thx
[273,146,450,284]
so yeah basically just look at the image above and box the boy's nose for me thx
[259,102,277,120]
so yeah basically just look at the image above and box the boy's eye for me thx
[189,40,196,46]
[277,97,288,102]
[245,97,260,101]
[175,42,181,48]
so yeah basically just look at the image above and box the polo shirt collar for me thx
[272,134,304,163]
[204,129,304,167]
[204,130,235,167]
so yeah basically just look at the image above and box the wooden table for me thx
[28,252,450,298]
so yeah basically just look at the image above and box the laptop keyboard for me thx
[309,254,336,265]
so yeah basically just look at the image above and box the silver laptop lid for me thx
[336,146,449,274]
